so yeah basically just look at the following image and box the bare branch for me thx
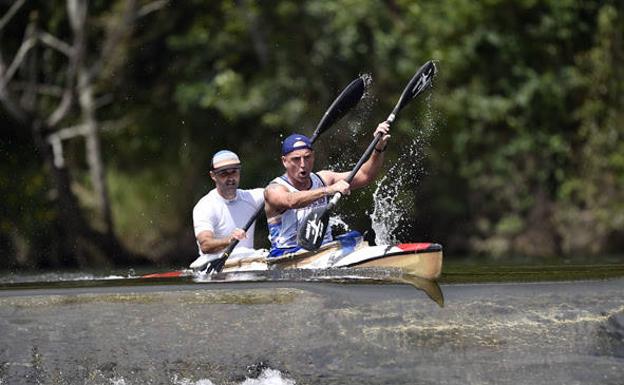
[50,122,89,140]
[53,118,130,141]
[0,11,34,123]
[67,0,87,32]
[138,0,169,18]
[48,134,65,168]
[11,81,64,97]
[0,35,37,89]
[46,88,73,127]
[47,0,87,127]
[95,93,114,109]
[38,31,74,57]
[20,21,39,112]
[46,117,130,168]
[0,0,26,32]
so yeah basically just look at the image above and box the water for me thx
[1,268,623,385]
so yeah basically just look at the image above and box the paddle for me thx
[297,60,437,251]
[203,76,367,274]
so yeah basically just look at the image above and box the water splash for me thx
[370,92,439,245]
[370,160,412,245]
[329,214,352,235]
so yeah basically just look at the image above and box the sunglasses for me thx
[214,167,240,177]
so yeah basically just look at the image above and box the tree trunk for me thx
[31,119,90,266]
[78,70,114,236]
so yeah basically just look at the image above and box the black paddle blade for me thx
[297,206,331,251]
[389,60,437,122]
[206,258,223,274]
[310,77,366,142]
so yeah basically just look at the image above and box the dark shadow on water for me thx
[441,262,624,284]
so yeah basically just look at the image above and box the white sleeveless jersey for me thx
[267,173,333,250]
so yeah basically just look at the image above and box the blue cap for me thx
[281,133,313,155]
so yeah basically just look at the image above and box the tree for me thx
[0,0,165,267]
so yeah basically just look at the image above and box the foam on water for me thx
[169,368,294,385]
[172,374,215,385]
[71,368,295,385]
[239,368,295,385]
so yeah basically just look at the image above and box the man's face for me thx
[210,167,240,195]
[282,148,314,183]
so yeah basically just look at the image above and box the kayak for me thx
[263,241,441,280]
[143,233,443,280]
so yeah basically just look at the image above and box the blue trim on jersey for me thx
[268,245,302,258]
[267,230,362,259]
[335,231,361,254]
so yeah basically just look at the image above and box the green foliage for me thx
[2,0,623,267]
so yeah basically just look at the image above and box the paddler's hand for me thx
[374,121,391,152]
[229,228,247,242]
[326,180,351,196]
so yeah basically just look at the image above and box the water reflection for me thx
[394,274,444,307]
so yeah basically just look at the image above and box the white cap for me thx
[211,150,241,172]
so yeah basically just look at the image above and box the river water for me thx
[0,268,623,385]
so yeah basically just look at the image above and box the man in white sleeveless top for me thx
[192,150,264,264]
[264,122,391,256]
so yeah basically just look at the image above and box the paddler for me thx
[264,122,391,256]
[192,150,264,266]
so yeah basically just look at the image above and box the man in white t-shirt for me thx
[192,150,264,263]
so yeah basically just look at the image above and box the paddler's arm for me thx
[196,228,246,254]
[263,182,349,217]
[324,121,390,190]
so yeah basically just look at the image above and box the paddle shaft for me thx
[326,109,397,209]
[220,203,264,259]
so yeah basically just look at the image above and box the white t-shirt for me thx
[192,188,264,256]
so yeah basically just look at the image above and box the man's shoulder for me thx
[193,189,220,210]
[316,170,338,184]
[265,177,292,193]
[239,187,264,194]
[238,187,265,202]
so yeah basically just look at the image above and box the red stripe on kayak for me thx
[396,243,434,252]
[141,271,184,278]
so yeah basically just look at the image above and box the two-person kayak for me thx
[143,232,443,280]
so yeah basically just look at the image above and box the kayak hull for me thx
[222,241,443,280]
[143,240,443,280]
[344,249,443,279]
